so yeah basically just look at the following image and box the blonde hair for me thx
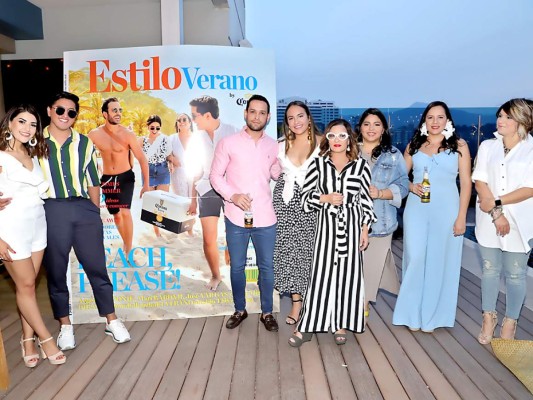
[497,98,533,140]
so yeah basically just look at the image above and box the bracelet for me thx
[492,212,504,223]
[489,205,502,218]
[378,190,382,199]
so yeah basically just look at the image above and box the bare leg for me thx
[200,216,221,290]
[113,208,134,255]
[5,251,64,361]
[286,293,303,325]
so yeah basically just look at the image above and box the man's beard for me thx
[246,120,267,132]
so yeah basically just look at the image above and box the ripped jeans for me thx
[479,245,530,319]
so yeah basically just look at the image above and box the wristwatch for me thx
[495,198,502,207]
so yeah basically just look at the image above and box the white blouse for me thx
[278,141,320,204]
[472,132,533,252]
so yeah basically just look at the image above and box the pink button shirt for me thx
[210,128,281,227]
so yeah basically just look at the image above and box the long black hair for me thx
[408,101,460,156]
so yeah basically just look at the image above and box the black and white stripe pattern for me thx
[297,156,376,334]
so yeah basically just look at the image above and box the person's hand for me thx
[410,182,424,197]
[478,197,496,213]
[494,215,510,237]
[231,193,253,211]
[0,193,12,210]
[140,185,150,198]
[322,192,344,206]
[453,217,466,237]
[187,198,198,216]
[359,225,369,251]
[368,185,379,199]
[0,238,15,262]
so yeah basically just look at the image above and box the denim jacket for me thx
[369,147,409,237]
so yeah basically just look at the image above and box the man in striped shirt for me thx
[39,91,130,350]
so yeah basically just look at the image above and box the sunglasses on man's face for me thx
[53,106,77,119]
[149,126,161,131]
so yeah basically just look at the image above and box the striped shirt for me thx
[39,127,100,199]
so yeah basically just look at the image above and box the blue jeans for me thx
[225,218,276,314]
[479,245,530,319]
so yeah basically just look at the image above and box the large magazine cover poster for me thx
[63,45,277,323]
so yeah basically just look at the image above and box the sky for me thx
[246,0,533,108]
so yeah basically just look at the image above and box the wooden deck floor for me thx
[1,240,532,400]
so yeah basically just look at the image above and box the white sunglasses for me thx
[325,131,349,141]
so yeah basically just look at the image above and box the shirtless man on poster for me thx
[89,98,149,256]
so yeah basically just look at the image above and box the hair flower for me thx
[442,120,455,140]
[420,122,428,136]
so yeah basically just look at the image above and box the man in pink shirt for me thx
[210,94,281,331]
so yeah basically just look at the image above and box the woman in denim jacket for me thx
[357,108,409,319]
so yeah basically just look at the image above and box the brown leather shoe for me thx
[260,314,279,332]
[226,310,248,329]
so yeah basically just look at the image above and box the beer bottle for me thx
[244,211,253,228]
[421,167,430,203]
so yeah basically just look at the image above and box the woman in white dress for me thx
[169,113,194,197]
[0,105,66,366]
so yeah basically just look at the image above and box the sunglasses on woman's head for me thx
[325,132,349,141]
[53,106,77,119]
[149,127,161,131]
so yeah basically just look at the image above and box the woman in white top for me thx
[473,98,533,343]
[139,114,172,239]
[273,101,321,325]
[0,105,66,366]
[169,113,194,198]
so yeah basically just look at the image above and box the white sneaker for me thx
[105,319,131,343]
[57,324,76,350]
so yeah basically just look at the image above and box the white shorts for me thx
[0,204,47,261]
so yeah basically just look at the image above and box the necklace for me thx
[503,144,511,155]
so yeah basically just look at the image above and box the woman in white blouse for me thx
[473,98,533,344]
[273,101,320,325]
[138,115,172,239]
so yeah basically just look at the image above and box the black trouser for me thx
[43,197,115,319]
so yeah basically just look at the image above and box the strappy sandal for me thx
[286,297,303,325]
[334,331,347,345]
[38,337,66,365]
[500,316,517,340]
[478,311,497,344]
[288,331,313,348]
[20,336,39,368]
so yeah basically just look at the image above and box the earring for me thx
[5,132,13,141]
[347,145,351,152]
[307,125,311,142]
[29,137,37,147]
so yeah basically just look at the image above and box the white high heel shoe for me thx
[38,337,66,365]
[20,336,39,368]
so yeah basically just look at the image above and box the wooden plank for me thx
[29,322,105,400]
[179,317,224,400]
[432,328,514,400]
[52,327,118,400]
[77,321,152,400]
[255,314,280,400]
[316,333,358,400]
[129,319,188,400]
[203,315,239,400]
[299,334,331,400]
[356,328,409,400]
[103,320,169,400]
[5,322,95,400]
[152,318,204,400]
[453,309,533,400]
[229,313,258,400]
[366,310,435,400]
[277,296,306,400]
[373,298,460,400]
[340,327,383,400]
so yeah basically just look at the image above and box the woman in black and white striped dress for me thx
[289,119,376,347]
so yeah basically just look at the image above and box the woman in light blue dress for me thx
[392,101,471,332]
